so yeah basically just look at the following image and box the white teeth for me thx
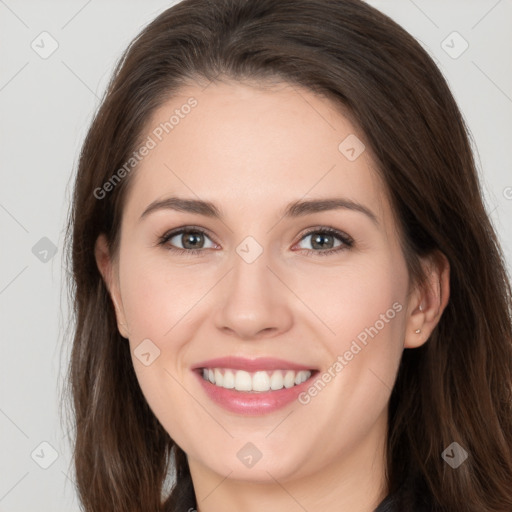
[252,371,271,392]
[235,370,252,391]
[294,371,309,385]
[223,369,235,389]
[270,371,284,390]
[284,370,296,388]
[201,368,312,392]
[214,368,224,387]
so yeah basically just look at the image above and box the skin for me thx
[95,80,450,512]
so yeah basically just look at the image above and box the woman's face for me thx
[96,80,430,486]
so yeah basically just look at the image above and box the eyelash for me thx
[157,226,354,257]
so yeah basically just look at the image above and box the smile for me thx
[200,368,313,392]
[192,356,319,415]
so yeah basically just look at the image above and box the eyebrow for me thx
[139,196,379,226]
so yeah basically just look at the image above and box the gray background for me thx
[0,1,511,510]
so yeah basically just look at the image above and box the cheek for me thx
[293,254,407,417]
[293,253,408,352]
[117,251,211,451]
[118,248,212,342]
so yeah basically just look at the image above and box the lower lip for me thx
[194,370,317,415]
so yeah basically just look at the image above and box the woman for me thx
[62,0,512,510]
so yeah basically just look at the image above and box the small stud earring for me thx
[419,304,424,312]
[415,328,421,334]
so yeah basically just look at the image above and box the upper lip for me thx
[192,356,316,372]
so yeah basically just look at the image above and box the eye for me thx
[158,227,217,255]
[294,227,354,256]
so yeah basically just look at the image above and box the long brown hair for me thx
[61,0,512,510]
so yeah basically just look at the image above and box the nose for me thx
[213,251,294,340]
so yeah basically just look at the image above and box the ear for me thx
[94,233,130,339]
[404,250,450,349]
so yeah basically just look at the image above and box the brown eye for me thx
[173,231,206,250]
[159,228,217,254]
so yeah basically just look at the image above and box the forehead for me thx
[122,80,395,233]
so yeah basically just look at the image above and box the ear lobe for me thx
[404,250,450,349]
[94,233,130,338]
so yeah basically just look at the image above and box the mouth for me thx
[191,356,319,415]
[192,356,318,392]
[196,367,317,392]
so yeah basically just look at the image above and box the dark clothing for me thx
[374,472,436,512]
